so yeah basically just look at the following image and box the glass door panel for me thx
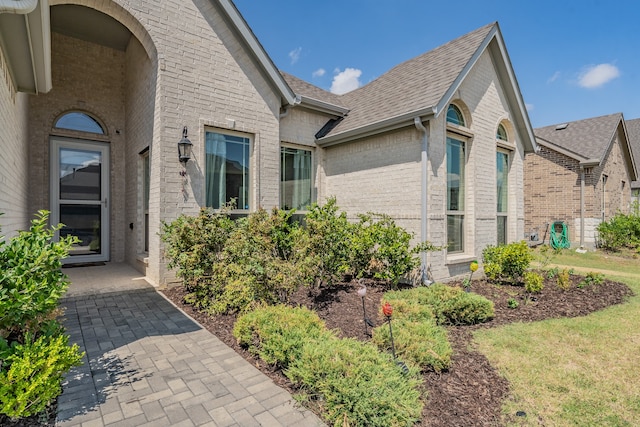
[51,138,109,263]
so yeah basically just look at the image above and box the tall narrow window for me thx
[496,151,509,245]
[280,147,312,210]
[142,150,150,252]
[206,131,250,209]
[447,137,465,253]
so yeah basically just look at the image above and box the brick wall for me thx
[28,33,127,263]
[524,123,632,247]
[0,45,29,236]
[27,0,284,284]
[320,49,528,281]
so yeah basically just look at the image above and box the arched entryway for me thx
[28,2,157,272]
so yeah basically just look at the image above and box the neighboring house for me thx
[625,118,640,208]
[524,113,637,249]
[0,0,535,285]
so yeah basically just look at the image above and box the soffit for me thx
[50,4,131,51]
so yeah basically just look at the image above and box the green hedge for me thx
[384,284,494,326]
[234,305,423,427]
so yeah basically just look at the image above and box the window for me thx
[205,131,250,210]
[54,112,105,134]
[496,124,508,141]
[446,104,465,126]
[280,147,312,210]
[142,150,150,252]
[496,151,509,245]
[447,137,465,253]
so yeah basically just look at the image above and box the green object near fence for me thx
[550,221,570,249]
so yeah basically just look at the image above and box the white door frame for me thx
[50,137,110,263]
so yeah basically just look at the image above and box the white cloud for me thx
[289,47,302,65]
[547,71,561,83]
[312,68,326,78]
[330,67,362,95]
[578,63,620,88]
[525,103,534,112]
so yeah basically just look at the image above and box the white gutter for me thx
[318,106,435,147]
[414,117,431,285]
[0,0,37,14]
[298,95,350,116]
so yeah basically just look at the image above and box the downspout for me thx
[580,166,585,249]
[414,117,431,284]
[0,0,38,14]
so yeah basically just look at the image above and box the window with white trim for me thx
[205,130,251,210]
[496,150,509,245]
[280,146,312,210]
[447,137,465,253]
[446,104,469,254]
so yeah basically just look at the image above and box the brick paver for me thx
[56,289,324,426]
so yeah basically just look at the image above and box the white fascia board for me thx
[298,95,350,116]
[216,0,297,106]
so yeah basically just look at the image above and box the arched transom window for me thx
[446,104,465,127]
[496,123,508,141]
[54,112,105,135]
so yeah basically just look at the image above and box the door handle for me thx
[103,198,108,208]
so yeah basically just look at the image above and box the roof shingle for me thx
[534,113,624,161]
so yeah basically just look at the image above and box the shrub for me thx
[302,197,353,286]
[164,208,316,314]
[233,305,331,367]
[524,271,544,293]
[578,272,605,288]
[557,268,571,290]
[372,318,451,372]
[482,241,533,283]
[0,333,82,419]
[597,211,640,251]
[507,298,519,309]
[160,207,236,286]
[286,337,423,427]
[0,211,76,341]
[0,211,84,420]
[386,285,494,326]
[349,213,419,285]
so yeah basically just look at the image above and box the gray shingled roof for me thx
[280,23,496,138]
[625,118,640,188]
[331,23,495,137]
[534,113,624,162]
[280,71,347,109]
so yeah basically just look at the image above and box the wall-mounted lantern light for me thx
[178,126,192,163]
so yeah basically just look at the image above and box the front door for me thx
[51,138,110,263]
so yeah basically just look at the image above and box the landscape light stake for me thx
[382,302,409,374]
[358,284,374,336]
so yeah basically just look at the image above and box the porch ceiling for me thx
[51,4,131,51]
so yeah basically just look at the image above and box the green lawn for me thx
[474,250,640,426]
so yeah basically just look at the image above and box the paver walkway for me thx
[56,289,324,426]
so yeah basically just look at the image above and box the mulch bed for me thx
[4,272,631,427]
[162,273,633,427]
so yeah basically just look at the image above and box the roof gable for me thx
[535,113,623,161]
[535,113,637,181]
[332,23,494,135]
[296,22,535,152]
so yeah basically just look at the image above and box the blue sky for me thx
[233,0,640,128]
